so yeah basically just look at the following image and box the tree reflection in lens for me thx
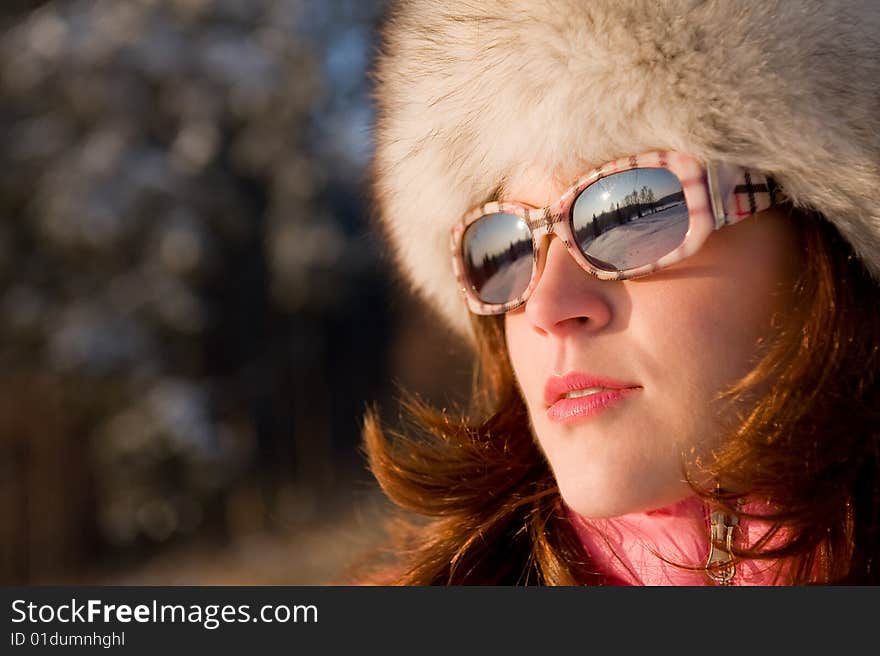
[463,212,534,304]
[571,169,688,270]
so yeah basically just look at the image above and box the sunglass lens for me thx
[571,168,688,271]
[461,212,533,305]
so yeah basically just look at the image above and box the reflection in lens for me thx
[571,168,688,271]
[462,212,533,305]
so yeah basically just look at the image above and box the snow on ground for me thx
[583,204,688,269]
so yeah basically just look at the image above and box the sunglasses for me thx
[450,151,780,315]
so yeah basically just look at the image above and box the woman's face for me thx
[504,167,803,519]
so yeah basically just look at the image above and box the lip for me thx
[544,373,642,425]
[543,372,642,407]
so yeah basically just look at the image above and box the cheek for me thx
[504,316,537,388]
[633,252,798,436]
[653,284,741,360]
[636,279,764,391]
[627,288,722,440]
[642,248,786,379]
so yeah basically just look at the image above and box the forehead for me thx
[490,159,600,207]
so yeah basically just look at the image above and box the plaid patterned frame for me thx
[450,151,778,316]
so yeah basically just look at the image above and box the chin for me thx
[555,470,694,519]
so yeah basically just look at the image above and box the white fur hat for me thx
[371,0,880,341]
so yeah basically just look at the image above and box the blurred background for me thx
[0,0,472,585]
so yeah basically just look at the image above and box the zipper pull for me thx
[706,509,738,585]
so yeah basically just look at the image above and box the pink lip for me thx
[544,372,641,425]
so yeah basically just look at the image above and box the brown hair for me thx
[358,208,880,585]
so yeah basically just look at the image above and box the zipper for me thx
[705,509,739,585]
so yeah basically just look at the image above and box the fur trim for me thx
[371,0,880,340]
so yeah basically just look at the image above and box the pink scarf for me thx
[568,496,787,586]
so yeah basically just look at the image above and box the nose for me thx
[523,235,613,336]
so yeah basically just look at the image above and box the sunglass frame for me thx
[450,151,777,315]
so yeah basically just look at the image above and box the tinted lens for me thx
[571,168,688,271]
[461,212,533,305]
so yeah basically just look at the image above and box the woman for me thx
[361,0,880,584]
